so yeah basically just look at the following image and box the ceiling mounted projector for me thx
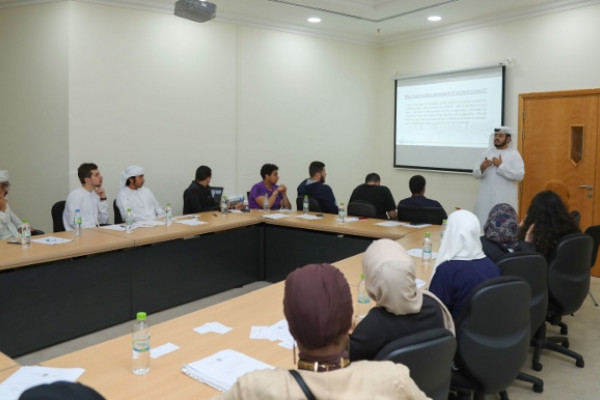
[174,0,216,23]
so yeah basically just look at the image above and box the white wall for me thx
[378,4,600,213]
[0,2,69,231]
[2,1,600,232]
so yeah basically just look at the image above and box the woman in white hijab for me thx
[429,209,500,321]
[349,239,454,361]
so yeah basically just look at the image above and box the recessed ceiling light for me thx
[428,15,442,22]
[308,17,321,23]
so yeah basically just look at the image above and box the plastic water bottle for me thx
[165,203,172,226]
[126,208,133,233]
[220,196,228,215]
[422,232,433,263]
[337,202,345,224]
[132,311,150,375]
[354,273,370,325]
[303,195,309,214]
[74,209,82,236]
[21,219,31,249]
[263,193,270,214]
[440,219,447,239]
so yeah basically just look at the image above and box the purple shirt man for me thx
[248,163,291,210]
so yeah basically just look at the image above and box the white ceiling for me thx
[1,0,598,45]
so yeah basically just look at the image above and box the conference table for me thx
[37,226,440,400]
[0,209,433,358]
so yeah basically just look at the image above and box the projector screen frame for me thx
[393,65,505,173]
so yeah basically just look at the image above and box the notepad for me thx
[182,349,274,392]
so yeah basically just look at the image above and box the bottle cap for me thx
[136,311,147,320]
[23,219,29,223]
[75,209,80,212]
[442,219,447,223]
[167,202,171,206]
[360,273,364,280]
[425,232,431,237]
[127,208,132,212]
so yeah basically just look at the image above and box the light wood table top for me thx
[257,209,419,240]
[91,211,262,246]
[0,230,135,272]
[42,282,291,399]
[0,352,17,372]
[38,227,442,399]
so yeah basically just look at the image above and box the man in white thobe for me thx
[63,163,110,230]
[116,165,164,222]
[473,126,525,227]
[0,170,24,240]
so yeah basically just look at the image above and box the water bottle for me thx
[440,219,447,239]
[74,209,82,236]
[337,202,345,224]
[422,232,433,263]
[132,311,150,375]
[242,197,249,212]
[303,195,309,214]
[165,203,172,226]
[263,193,270,214]
[126,208,133,233]
[354,273,370,325]
[21,219,31,249]
[220,196,228,216]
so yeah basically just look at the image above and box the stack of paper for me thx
[182,349,274,392]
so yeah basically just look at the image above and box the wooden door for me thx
[519,90,600,275]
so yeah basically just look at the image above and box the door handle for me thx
[579,185,593,190]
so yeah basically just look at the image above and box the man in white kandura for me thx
[63,163,109,230]
[473,126,525,227]
[116,165,164,222]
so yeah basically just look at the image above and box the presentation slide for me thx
[394,66,504,172]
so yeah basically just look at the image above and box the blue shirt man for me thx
[297,161,338,214]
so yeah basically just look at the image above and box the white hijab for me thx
[434,209,486,272]
[363,238,422,315]
[363,239,455,334]
[120,165,144,187]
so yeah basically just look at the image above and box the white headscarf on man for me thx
[434,209,486,275]
[0,170,9,182]
[363,238,455,334]
[120,165,144,187]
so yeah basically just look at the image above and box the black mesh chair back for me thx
[295,196,322,212]
[547,233,592,315]
[451,276,531,397]
[584,225,600,269]
[375,328,456,400]
[497,252,548,335]
[113,199,124,224]
[51,200,66,232]
[397,204,445,225]
[347,200,378,218]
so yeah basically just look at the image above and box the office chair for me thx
[375,328,456,400]
[396,204,445,225]
[347,200,378,219]
[583,225,600,306]
[541,232,592,368]
[51,200,66,232]
[450,276,531,400]
[113,199,124,224]
[498,252,547,393]
[295,196,321,212]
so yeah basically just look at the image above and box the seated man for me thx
[348,173,397,219]
[116,165,165,221]
[248,163,291,210]
[297,161,338,214]
[63,163,109,230]
[399,174,447,219]
[0,170,28,240]
[215,263,429,399]
[183,165,219,214]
